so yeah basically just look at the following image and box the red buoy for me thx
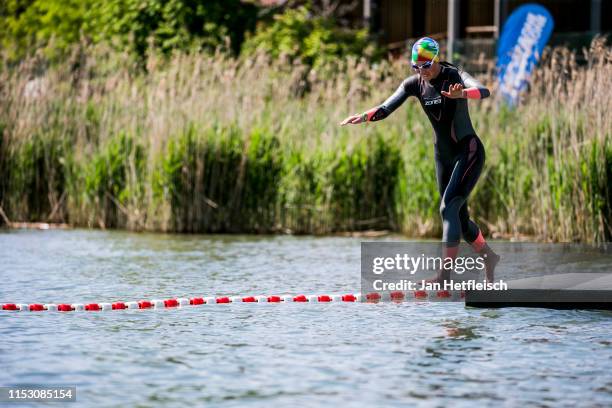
[29,304,45,311]
[437,290,451,299]
[293,295,308,302]
[164,299,179,308]
[318,295,332,302]
[268,296,281,302]
[342,294,356,302]
[242,296,256,302]
[414,290,428,299]
[58,304,73,312]
[2,303,17,311]
[112,302,127,310]
[366,292,381,301]
[390,291,405,301]
[190,297,204,305]
[138,301,153,309]
[216,297,230,304]
[85,303,100,311]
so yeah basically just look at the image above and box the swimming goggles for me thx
[411,50,439,70]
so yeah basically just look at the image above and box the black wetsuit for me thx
[368,63,490,246]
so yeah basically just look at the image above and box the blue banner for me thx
[497,4,554,106]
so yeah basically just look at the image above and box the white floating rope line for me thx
[1,290,465,312]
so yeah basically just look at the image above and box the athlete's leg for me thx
[451,137,499,280]
[438,136,500,281]
[440,136,484,245]
[434,150,452,197]
[459,203,479,243]
[459,202,499,280]
[430,151,457,282]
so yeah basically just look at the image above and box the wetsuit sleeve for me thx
[362,75,419,122]
[460,71,490,99]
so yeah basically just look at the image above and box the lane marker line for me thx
[2,291,465,312]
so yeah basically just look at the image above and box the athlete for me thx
[341,37,499,282]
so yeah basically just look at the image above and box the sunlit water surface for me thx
[1,230,611,407]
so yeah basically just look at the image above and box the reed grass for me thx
[0,39,609,242]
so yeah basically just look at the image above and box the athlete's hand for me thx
[441,83,465,99]
[340,114,364,126]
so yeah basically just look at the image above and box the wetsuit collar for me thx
[429,64,446,84]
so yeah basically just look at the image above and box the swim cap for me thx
[411,37,440,64]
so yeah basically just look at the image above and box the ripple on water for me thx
[1,230,611,407]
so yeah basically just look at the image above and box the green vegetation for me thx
[0,1,369,64]
[0,0,98,60]
[0,34,609,242]
[242,6,377,68]
[0,0,259,60]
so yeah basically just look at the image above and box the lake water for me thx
[1,230,611,407]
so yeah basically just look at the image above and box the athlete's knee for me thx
[439,196,466,221]
[440,196,465,243]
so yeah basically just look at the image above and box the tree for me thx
[242,5,375,68]
[95,0,259,57]
[0,0,260,62]
[0,0,98,60]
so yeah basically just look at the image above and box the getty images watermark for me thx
[361,242,508,302]
[370,251,507,291]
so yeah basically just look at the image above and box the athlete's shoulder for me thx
[439,61,459,71]
[401,74,420,94]
[440,62,461,80]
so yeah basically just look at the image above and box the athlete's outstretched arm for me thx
[340,76,418,125]
[441,71,490,99]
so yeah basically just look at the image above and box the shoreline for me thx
[0,222,555,242]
